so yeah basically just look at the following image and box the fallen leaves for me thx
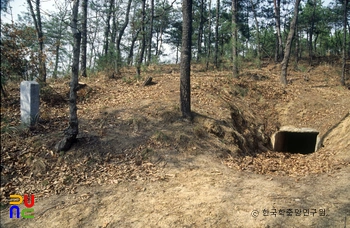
[224,149,345,177]
[1,63,349,207]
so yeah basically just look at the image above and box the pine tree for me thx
[232,0,238,77]
[281,0,301,86]
[180,0,193,120]
[81,0,88,77]
[341,0,348,86]
[55,0,81,152]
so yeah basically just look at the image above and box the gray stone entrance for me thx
[271,126,320,154]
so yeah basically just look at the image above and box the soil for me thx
[1,61,349,227]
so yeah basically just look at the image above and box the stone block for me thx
[20,81,40,126]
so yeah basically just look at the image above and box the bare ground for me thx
[1,61,349,227]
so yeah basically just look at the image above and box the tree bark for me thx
[136,0,146,77]
[214,0,220,68]
[197,0,204,62]
[53,42,60,79]
[273,0,283,62]
[308,0,317,65]
[206,0,212,70]
[103,0,114,57]
[67,0,81,145]
[176,40,180,64]
[348,23,350,57]
[294,24,300,70]
[147,0,154,64]
[35,0,46,82]
[180,0,193,120]
[280,0,301,86]
[111,3,117,44]
[341,0,348,86]
[128,28,141,65]
[157,26,164,57]
[52,6,68,79]
[81,0,88,77]
[88,10,99,69]
[249,0,261,68]
[232,0,238,77]
[55,0,81,152]
[116,0,132,73]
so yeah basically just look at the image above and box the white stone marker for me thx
[20,81,40,126]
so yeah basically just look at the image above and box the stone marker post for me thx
[20,81,40,126]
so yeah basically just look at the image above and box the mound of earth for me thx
[322,113,350,161]
[1,62,349,227]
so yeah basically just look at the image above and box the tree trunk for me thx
[176,40,180,64]
[147,0,154,64]
[116,0,132,73]
[232,0,238,77]
[155,31,160,56]
[27,0,47,83]
[249,0,261,68]
[104,0,114,57]
[348,23,350,58]
[206,0,212,70]
[81,0,88,77]
[136,0,146,77]
[128,28,141,65]
[294,24,299,70]
[88,10,99,69]
[52,7,68,79]
[273,0,283,62]
[308,0,316,65]
[197,0,204,62]
[180,0,193,120]
[158,26,164,56]
[55,0,81,152]
[280,0,301,86]
[314,32,318,55]
[35,0,46,83]
[274,33,278,63]
[214,0,220,68]
[111,3,117,44]
[53,42,60,79]
[341,0,348,86]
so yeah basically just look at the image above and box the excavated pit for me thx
[271,126,320,154]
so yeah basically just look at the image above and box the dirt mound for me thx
[40,85,66,106]
[322,113,350,161]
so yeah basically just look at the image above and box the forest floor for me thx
[1,60,350,227]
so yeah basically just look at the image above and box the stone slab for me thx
[20,81,40,126]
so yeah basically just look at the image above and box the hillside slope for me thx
[1,62,349,227]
